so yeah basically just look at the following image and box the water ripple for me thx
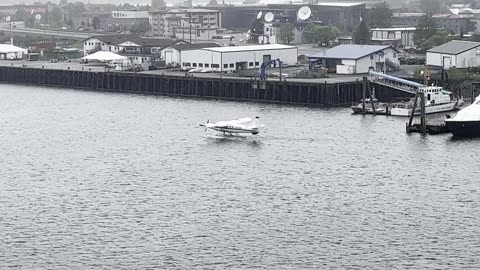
[0,84,479,269]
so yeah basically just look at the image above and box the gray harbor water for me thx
[1,84,479,269]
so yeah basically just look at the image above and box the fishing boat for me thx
[445,95,480,136]
[390,86,464,116]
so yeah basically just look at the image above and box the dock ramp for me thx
[386,58,400,71]
[369,71,419,95]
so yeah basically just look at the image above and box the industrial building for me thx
[315,0,409,9]
[161,43,221,67]
[149,8,222,38]
[426,40,480,69]
[371,27,416,49]
[392,13,473,35]
[0,44,28,60]
[83,35,186,66]
[308,44,399,74]
[83,35,185,55]
[179,44,298,72]
[207,3,365,33]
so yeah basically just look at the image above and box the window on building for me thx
[205,64,209,67]
[249,62,253,67]
[224,64,228,68]
[229,63,234,68]
[393,52,397,58]
[84,42,87,45]
[183,63,191,66]
[199,63,203,67]
[255,62,259,66]
[370,54,374,60]
[212,64,219,68]
[193,63,197,67]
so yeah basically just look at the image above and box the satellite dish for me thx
[264,12,274,23]
[5,16,10,22]
[297,6,312,21]
[256,11,263,20]
[35,14,41,21]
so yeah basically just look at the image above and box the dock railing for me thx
[369,70,419,95]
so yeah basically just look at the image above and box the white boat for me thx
[351,97,390,115]
[445,95,480,136]
[390,86,464,116]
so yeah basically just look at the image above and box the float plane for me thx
[200,117,263,138]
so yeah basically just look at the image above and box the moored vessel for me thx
[445,95,480,136]
[351,97,390,115]
[390,86,463,116]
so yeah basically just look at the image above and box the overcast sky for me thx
[5,0,242,5]
[7,0,157,5]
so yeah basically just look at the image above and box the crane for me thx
[259,58,283,81]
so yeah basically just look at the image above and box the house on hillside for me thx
[426,40,480,69]
[307,44,400,74]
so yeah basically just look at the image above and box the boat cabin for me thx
[418,86,451,105]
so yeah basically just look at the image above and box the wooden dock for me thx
[406,123,450,135]
[0,67,413,106]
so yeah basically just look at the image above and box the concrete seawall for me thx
[0,67,412,105]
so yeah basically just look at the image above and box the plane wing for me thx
[200,117,261,132]
[216,118,253,127]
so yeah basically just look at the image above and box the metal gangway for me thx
[369,70,421,95]
[385,58,400,71]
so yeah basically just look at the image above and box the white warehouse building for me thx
[180,44,298,72]
[426,40,480,69]
[308,44,400,74]
[0,44,28,60]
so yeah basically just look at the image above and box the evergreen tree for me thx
[92,16,100,30]
[419,29,454,51]
[48,7,63,28]
[353,19,370,45]
[183,0,193,8]
[130,21,149,34]
[14,8,28,21]
[280,22,294,44]
[207,0,219,6]
[414,14,437,47]
[304,25,339,46]
[151,0,166,10]
[420,0,443,14]
[368,2,392,28]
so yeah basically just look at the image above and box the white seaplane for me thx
[200,116,263,139]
